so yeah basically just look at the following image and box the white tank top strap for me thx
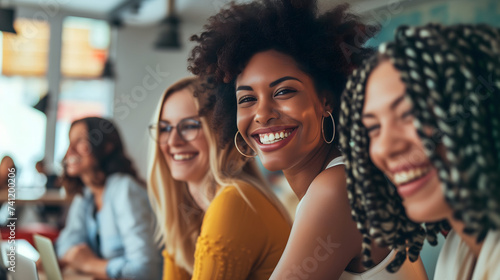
[325,156,344,170]
[296,156,345,214]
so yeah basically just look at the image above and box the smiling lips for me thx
[172,153,198,161]
[253,128,296,145]
[391,163,434,198]
[65,156,81,165]
[393,165,432,185]
[257,128,295,145]
[249,127,297,153]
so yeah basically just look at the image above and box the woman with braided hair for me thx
[340,23,500,279]
[189,0,426,278]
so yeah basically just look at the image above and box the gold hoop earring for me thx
[234,131,256,158]
[322,111,336,144]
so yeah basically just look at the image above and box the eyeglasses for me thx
[148,118,202,143]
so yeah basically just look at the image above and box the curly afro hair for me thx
[188,0,377,149]
[340,23,500,272]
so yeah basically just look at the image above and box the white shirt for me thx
[434,229,500,280]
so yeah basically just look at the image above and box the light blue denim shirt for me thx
[56,173,162,279]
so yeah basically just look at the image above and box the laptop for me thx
[33,234,63,280]
[0,238,39,280]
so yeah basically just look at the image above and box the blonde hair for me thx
[147,77,291,274]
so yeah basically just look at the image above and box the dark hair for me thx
[188,0,377,147]
[0,155,16,189]
[340,23,500,272]
[62,117,144,195]
[0,156,15,171]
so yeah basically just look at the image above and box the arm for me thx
[61,244,108,278]
[270,166,363,280]
[57,194,109,278]
[106,176,162,280]
[56,194,88,258]
[192,186,267,280]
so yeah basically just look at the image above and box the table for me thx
[0,188,71,206]
[38,268,99,280]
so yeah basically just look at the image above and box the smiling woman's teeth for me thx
[394,166,431,185]
[173,154,196,161]
[65,156,80,164]
[260,131,291,145]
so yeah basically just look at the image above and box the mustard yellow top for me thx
[163,184,291,280]
[163,251,191,280]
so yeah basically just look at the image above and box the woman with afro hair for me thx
[147,77,291,280]
[189,0,427,278]
[340,23,500,279]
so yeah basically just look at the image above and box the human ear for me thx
[105,143,114,154]
[320,95,333,117]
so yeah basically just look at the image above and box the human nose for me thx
[372,124,409,160]
[66,142,77,155]
[63,143,77,164]
[166,126,185,146]
[254,98,280,125]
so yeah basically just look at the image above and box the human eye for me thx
[159,122,172,133]
[401,109,414,121]
[366,125,380,133]
[75,138,92,153]
[237,95,257,105]
[274,88,297,98]
[364,123,380,137]
[181,119,201,130]
[76,137,90,145]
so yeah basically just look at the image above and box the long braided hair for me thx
[339,23,500,272]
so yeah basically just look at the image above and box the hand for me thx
[36,258,43,272]
[62,244,98,273]
[62,244,109,278]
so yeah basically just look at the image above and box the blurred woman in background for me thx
[56,117,162,279]
[147,77,291,279]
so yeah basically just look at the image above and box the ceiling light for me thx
[154,0,181,50]
[0,7,17,34]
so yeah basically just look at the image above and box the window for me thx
[0,19,49,187]
[53,17,113,168]
[60,17,110,78]
[0,16,114,187]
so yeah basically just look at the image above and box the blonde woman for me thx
[147,77,291,279]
